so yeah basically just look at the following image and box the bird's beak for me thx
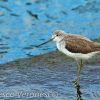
[51,35,56,41]
[35,37,54,48]
[51,37,55,41]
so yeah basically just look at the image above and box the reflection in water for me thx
[74,84,83,100]
[76,84,83,100]
[0,62,100,99]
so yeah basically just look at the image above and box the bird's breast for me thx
[56,42,73,56]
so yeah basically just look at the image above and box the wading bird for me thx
[51,30,100,85]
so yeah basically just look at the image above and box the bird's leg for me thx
[80,59,83,72]
[73,59,84,86]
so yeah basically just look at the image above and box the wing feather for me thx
[64,37,95,54]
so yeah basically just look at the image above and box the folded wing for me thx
[65,38,97,54]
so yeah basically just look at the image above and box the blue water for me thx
[0,0,100,64]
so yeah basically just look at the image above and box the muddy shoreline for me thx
[0,38,100,67]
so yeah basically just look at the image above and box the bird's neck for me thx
[56,37,64,43]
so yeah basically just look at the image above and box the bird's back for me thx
[63,34,100,54]
[94,43,100,51]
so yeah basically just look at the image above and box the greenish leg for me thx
[73,59,84,86]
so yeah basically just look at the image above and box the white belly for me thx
[56,42,73,57]
[56,42,96,60]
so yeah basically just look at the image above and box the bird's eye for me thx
[56,34,59,36]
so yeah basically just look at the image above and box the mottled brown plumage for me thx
[64,34,100,54]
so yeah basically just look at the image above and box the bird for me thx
[51,30,100,85]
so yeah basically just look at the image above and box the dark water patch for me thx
[40,38,45,41]
[27,10,38,19]
[72,1,100,13]
[0,43,7,45]
[22,45,39,50]
[42,48,49,50]
[45,20,51,23]
[0,39,2,42]
[29,32,34,35]
[0,51,8,54]
[45,14,57,20]
[61,11,68,15]
[22,46,33,50]
[0,46,9,49]
[34,0,48,4]
[56,20,61,23]
[2,36,10,39]
[34,0,41,4]
[32,23,35,25]
[10,13,20,17]
[0,5,12,12]
[26,53,33,57]
[0,0,8,2]
[29,44,37,47]
[26,2,32,6]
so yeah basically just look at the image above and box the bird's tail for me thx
[94,43,100,52]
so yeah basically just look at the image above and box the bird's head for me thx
[52,30,65,42]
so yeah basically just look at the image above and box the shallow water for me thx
[0,62,100,100]
[0,0,100,64]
